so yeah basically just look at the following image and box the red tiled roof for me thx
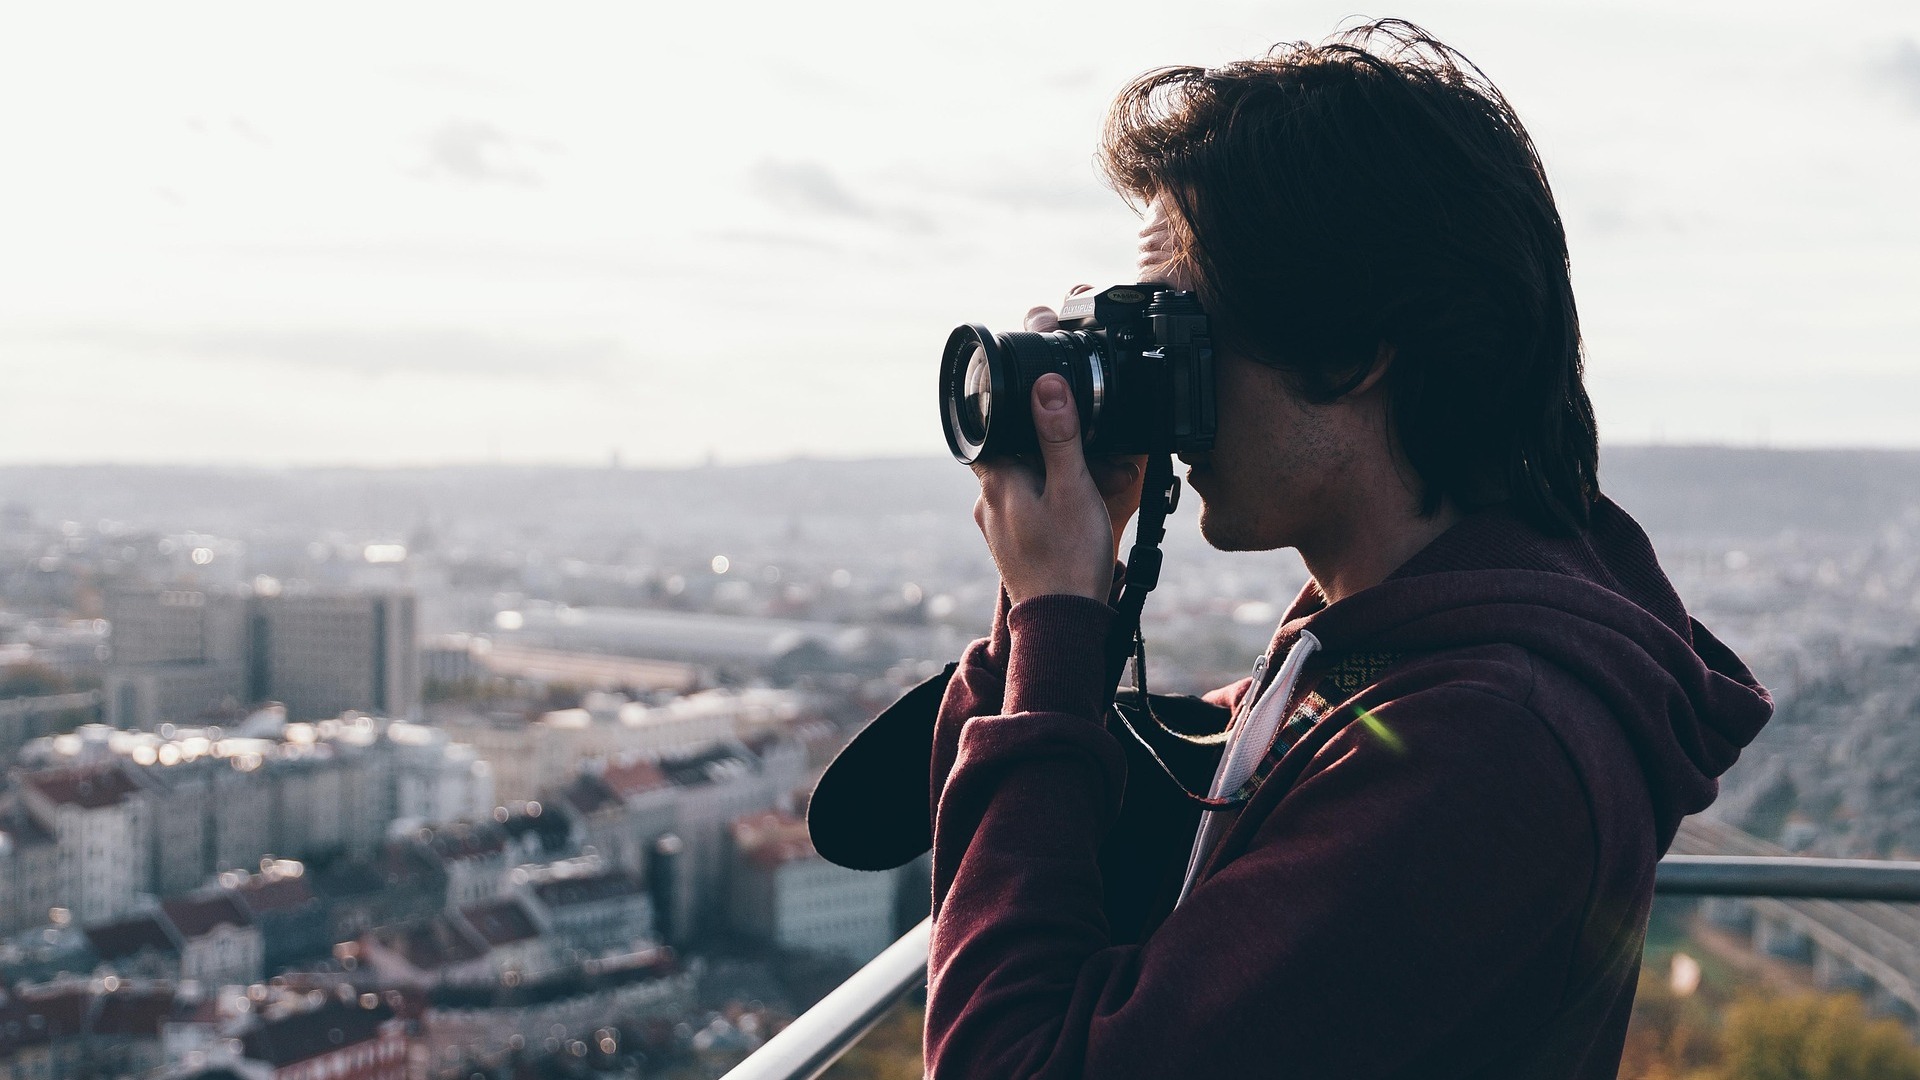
[234,874,315,914]
[556,774,622,817]
[0,988,88,1052]
[25,766,141,810]
[240,996,394,1068]
[382,916,485,971]
[162,893,252,938]
[90,987,176,1037]
[731,810,818,868]
[600,757,670,798]
[85,915,179,961]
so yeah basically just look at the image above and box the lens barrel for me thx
[941,325,1106,464]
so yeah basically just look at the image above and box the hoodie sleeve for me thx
[926,614,1599,1079]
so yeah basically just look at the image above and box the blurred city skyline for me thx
[2,0,1918,466]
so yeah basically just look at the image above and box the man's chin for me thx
[1196,504,1266,553]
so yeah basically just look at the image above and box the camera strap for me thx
[1102,450,1178,699]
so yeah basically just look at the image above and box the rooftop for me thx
[600,756,671,798]
[382,916,485,971]
[420,821,508,862]
[731,810,818,868]
[556,773,622,818]
[660,743,757,789]
[25,765,141,810]
[84,915,178,961]
[240,996,394,1067]
[232,872,316,915]
[162,893,252,938]
[460,898,541,948]
[529,869,645,909]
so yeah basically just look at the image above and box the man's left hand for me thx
[971,372,1119,605]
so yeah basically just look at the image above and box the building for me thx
[414,951,693,1075]
[0,797,61,935]
[104,588,421,727]
[0,690,102,759]
[729,811,898,964]
[655,738,806,941]
[457,898,549,978]
[387,722,491,826]
[238,995,406,1080]
[103,588,250,728]
[129,753,216,898]
[162,892,263,988]
[21,716,489,904]
[439,687,789,807]
[18,765,148,924]
[356,898,553,988]
[84,913,181,981]
[0,981,174,1080]
[519,858,654,959]
[416,821,510,907]
[230,863,329,973]
[253,593,419,722]
[595,757,679,873]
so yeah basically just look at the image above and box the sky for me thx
[1,0,1917,466]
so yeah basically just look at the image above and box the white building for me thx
[18,766,147,924]
[728,811,898,964]
[517,856,654,959]
[389,722,493,825]
[161,891,263,988]
[656,738,806,942]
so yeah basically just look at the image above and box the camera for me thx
[939,284,1216,464]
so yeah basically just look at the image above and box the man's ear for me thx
[1345,343,1395,398]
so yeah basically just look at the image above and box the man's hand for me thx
[972,295,1147,605]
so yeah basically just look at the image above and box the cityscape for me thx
[2,447,1920,1077]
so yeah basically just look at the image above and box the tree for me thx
[1708,993,1920,1080]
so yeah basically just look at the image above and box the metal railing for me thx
[721,855,1920,1080]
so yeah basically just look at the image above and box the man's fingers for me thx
[1088,456,1142,499]
[1024,305,1059,333]
[1030,374,1092,500]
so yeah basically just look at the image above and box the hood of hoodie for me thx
[1276,495,1773,848]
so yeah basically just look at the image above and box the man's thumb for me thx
[1031,374,1087,473]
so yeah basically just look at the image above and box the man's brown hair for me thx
[1101,19,1599,533]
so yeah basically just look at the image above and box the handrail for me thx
[1654,854,1920,901]
[720,855,1920,1080]
[721,917,932,1080]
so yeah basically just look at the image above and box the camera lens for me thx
[941,325,1006,464]
[941,323,1114,463]
[958,344,992,443]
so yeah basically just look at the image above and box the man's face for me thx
[1137,196,1357,554]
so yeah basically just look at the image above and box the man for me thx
[926,20,1772,1080]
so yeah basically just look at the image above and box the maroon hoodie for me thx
[924,497,1771,1079]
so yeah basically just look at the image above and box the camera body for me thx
[940,284,1216,464]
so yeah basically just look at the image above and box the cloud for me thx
[709,230,844,254]
[748,160,936,234]
[29,326,630,381]
[964,176,1115,214]
[415,120,552,186]
[750,160,875,218]
[1880,39,1920,113]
